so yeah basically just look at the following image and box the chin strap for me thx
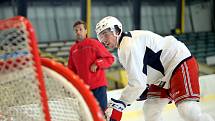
[114,32,122,48]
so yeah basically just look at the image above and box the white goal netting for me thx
[0,16,104,121]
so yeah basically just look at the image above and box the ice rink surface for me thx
[108,74,215,121]
[121,96,215,121]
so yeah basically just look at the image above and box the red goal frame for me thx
[0,16,104,121]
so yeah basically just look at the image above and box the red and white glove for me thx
[105,98,129,121]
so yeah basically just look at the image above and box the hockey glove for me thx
[105,98,129,121]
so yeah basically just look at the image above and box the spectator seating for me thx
[39,40,74,65]
[39,40,74,58]
[175,31,215,64]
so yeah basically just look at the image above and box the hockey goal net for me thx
[0,16,104,121]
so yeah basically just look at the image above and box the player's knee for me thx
[143,98,169,121]
[177,101,214,121]
[177,101,201,121]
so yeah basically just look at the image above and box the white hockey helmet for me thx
[95,16,122,42]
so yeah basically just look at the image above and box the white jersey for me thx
[118,30,191,104]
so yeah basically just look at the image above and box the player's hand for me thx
[105,98,129,121]
[90,63,98,72]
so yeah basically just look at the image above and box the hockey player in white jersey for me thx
[95,16,214,121]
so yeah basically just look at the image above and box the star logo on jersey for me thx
[142,47,164,76]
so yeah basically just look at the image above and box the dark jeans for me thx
[91,86,107,112]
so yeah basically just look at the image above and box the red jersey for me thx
[68,38,114,89]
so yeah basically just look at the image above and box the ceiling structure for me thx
[0,0,210,6]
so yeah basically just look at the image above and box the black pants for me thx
[91,86,107,112]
